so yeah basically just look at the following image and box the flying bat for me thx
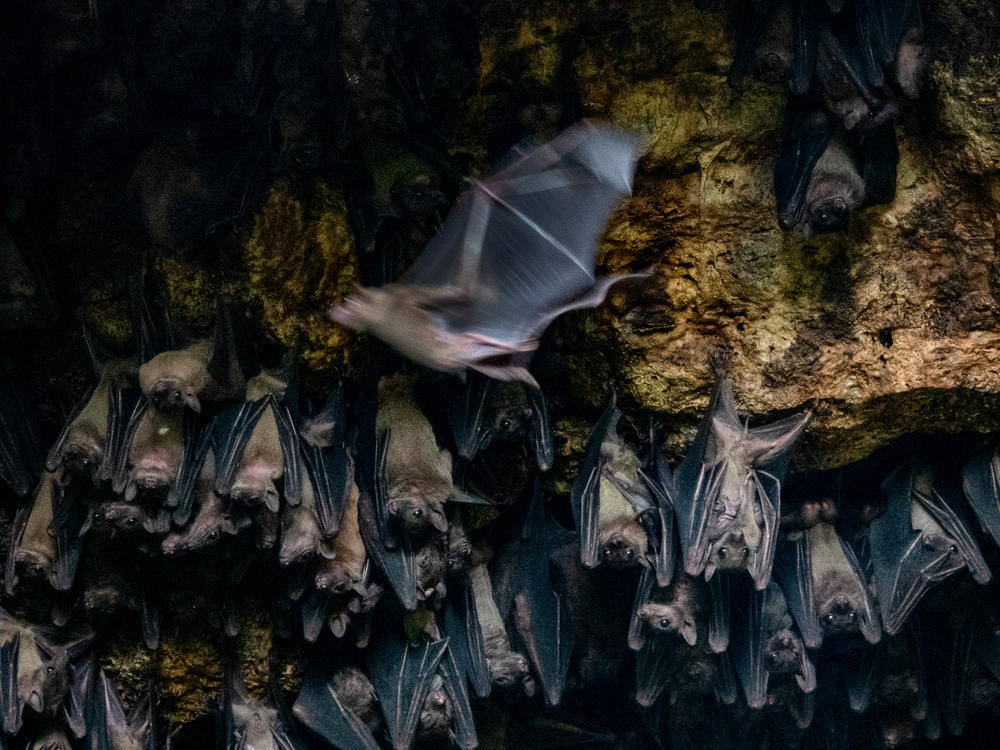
[137,298,256,413]
[870,458,991,635]
[774,99,898,239]
[330,119,645,388]
[571,395,668,575]
[672,370,814,589]
[772,520,881,649]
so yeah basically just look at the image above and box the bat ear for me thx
[681,624,698,646]
[222,518,239,535]
[183,393,202,413]
[430,508,448,534]
[704,563,716,581]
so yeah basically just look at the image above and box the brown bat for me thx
[113,402,186,503]
[315,481,367,594]
[634,573,709,648]
[468,562,535,696]
[375,373,457,540]
[278,455,330,567]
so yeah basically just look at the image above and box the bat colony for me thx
[0,5,978,748]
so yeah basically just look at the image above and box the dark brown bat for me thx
[330,120,644,387]
[467,562,535,697]
[6,472,82,593]
[631,571,709,650]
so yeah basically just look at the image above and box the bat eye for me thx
[500,419,512,431]
[625,549,634,559]
[126,518,137,527]
[826,614,835,624]
[717,547,727,559]
[949,544,958,553]
[768,652,778,664]
[848,612,857,622]
[208,530,219,540]
[659,618,670,629]
[172,389,182,401]
[413,509,423,518]
[742,547,750,560]
[93,511,102,521]
[46,666,54,673]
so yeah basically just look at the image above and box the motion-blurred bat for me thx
[214,364,302,512]
[773,520,881,649]
[673,371,814,589]
[292,666,381,750]
[571,395,664,572]
[774,100,898,239]
[871,459,990,635]
[330,120,645,387]
[138,299,255,412]
[490,481,573,707]
[443,371,554,471]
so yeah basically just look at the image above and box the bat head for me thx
[803,198,851,240]
[764,630,802,675]
[387,496,448,537]
[818,592,861,636]
[313,561,360,594]
[490,406,534,443]
[488,652,533,694]
[676,657,717,696]
[101,503,146,534]
[969,677,1000,709]
[705,532,751,578]
[60,434,103,480]
[599,531,644,568]
[82,583,131,619]
[879,713,916,749]
[876,671,920,707]
[416,542,447,600]
[445,534,472,576]
[417,673,452,740]
[637,602,698,646]
[14,550,53,582]
[139,349,210,413]
[36,646,71,719]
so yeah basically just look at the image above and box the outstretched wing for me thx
[402,120,639,345]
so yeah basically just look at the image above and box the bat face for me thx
[416,538,447,602]
[598,516,646,568]
[488,652,533,693]
[387,496,448,539]
[279,502,322,567]
[331,667,383,732]
[705,531,752,577]
[100,503,148,534]
[637,602,699,646]
[160,491,240,555]
[417,673,452,740]
[801,136,865,240]
[765,629,802,675]
[809,523,870,639]
[138,343,212,413]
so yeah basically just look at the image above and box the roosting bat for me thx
[571,395,665,573]
[772,520,881,649]
[6,472,83,594]
[629,568,710,652]
[774,100,898,239]
[110,397,190,504]
[137,299,255,413]
[220,657,304,750]
[730,579,816,712]
[292,666,381,750]
[85,664,157,750]
[961,439,1000,550]
[870,459,990,635]
[673,372,814,588]
[443,371,554,471]
[330,119,645,387]
[296,390,353,541]
[214,364,303,512]
[441,569,493,700]
[490,481,573,707]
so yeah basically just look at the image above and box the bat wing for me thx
[917,483,990,584]
[0,367,39,497]
[292,669,380,750]
[961,441,1000,548]
[774,100,835,230]
[927,616,973,736]
[627,566,657,652]
[772,532,821,649]
[300,590,331,643]
[110,397,150,496]
[205,299,259,403]
[731,581,768,709]
[402,120,639,346]
[48,480,84,591]
[212,397,269,497]
[707,574,731,654]
[42,384,95,477]
[272,398,304,507]
[367,630,448,750]
[437,646,479,750]
[88,664,130,750]
[643,423,677,588]
[714,648,739,705]
[525,385,554,471]
[442,573,492,699]
[448,371,496,460]
[300,392,351,538]
[789,0,820,94]
[0,637,21,734]
[169,420,215,526]
[570,397,619,568]
[858,122,898,207]
[634,633,676,708]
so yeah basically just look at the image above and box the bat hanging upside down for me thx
[330,120,648,387]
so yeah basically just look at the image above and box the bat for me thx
[374,373,464,542]
[570,395,664,572]
[490,480,573,707]
[85,663,157,750]
[730,578,816,712]
[814,24,898,132]
[442,371,554,471]
[25,724,74,749]
[137,298,256,413]
[672,368,814,589]
[467,562,535,697]
[110,394,191,504]
[330,119,645,388]
[278,455,331,567]
[292,666,381,750]
[213,363,303,512]
[961,439,1000,550]
[6,472,84,594]
[629,568,710,652]
[774,99,898,240]
[296,390,353,540]
[220,655,305,750]
[870,458,991,635]
[772,520,881,649]
[441,569,492,700]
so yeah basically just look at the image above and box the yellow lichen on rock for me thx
[243,177,359,374]
[157,634,223,725]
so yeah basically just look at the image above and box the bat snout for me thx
[600,534,639,567]
[149,381,186,410]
